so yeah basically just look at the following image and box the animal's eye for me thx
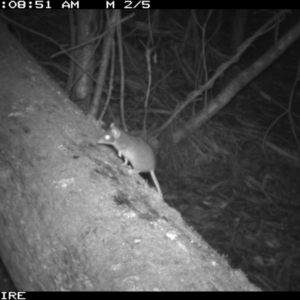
[105,134,110,140]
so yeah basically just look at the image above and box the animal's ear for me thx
[111,126,121,139]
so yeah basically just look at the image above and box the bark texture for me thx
[0,20,259,291]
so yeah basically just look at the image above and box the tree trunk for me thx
[0,20,258,291]
[71,10,98,105]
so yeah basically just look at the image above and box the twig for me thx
[154,10,289,135]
